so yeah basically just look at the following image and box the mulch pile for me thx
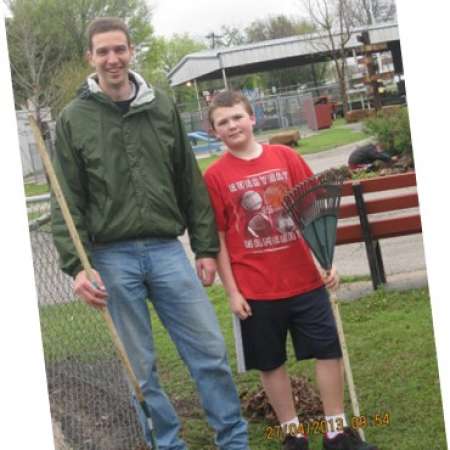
[334,154,415,181]
[241,375,324,424]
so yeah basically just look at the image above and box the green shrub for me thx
[364,107,412,156]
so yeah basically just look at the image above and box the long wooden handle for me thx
[28,115,145,404]
[329,289,365,441]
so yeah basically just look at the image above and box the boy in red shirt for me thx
[204,91,378,450]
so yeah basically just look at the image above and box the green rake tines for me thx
[282,170,344,271]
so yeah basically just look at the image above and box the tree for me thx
[350,0,397,26]
[241,14,329,92]
[217,25,246,47]
[245,14,315,42]
[51,60,93,116]
[141,34,207,107]
[302,0,355,115]
[6,0,67,131]
[6,0,155,122]
[56,0,153,60]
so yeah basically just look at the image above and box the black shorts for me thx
[240,286,342,371]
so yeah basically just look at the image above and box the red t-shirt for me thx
[204,144,323,300]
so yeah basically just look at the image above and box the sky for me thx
[151,0,308,40]
[1,1,11,17]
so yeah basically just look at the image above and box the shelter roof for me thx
[168,22,399,87]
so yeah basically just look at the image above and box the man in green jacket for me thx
[51,16,248,450]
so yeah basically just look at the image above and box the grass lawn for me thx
[340,274,372,284]
[40,287,446,449]
[296,126,367,155]
[24,182,49,196]
[40,301,114,362]
[28,210,46,221]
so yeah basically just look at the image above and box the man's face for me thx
[87,31,133,90]
[211,103,256,150]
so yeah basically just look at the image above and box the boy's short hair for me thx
[208,90,254,128]
[86,17,131,51]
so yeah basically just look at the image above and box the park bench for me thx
[336,171,421,289]
[269,130,300,146]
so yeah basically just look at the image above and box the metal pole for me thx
[368,0,376,24]
[218,53,228,89]
[193,79,203,120]
[222,68,228,90]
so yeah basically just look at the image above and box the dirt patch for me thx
[47,359,208,450]
[47,360,149,450]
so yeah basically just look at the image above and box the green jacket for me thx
[51,71,219,278]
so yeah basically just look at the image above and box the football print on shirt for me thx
[228,168,301,252]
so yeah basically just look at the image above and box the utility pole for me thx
[206,32,223,49]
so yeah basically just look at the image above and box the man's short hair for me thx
[86,17,131,51]
[208,90,254,128]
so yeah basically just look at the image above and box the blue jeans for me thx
[91,238,248,450]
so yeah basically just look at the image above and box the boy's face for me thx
[87,30,133,91]
[211,103,256,150]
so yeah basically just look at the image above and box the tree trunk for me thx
[339,76,349,117]
[334,58,349,117]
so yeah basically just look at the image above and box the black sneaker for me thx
[323,427,379,450]
[283,435,309,450]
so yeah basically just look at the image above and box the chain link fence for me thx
[180,91,322,134]
[178,85,351,134]
[17,110,55,184]
[28,195,149,450]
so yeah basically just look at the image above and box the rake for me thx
[283,169,365,440]
[28,115,159,449]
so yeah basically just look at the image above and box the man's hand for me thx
[195,257,217,286]
[74,269,108,308]
[228,292,252,320]
[321,266,340,291]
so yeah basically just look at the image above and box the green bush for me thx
[364,107,412,156]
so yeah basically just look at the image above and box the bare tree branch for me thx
[301,0,354,115]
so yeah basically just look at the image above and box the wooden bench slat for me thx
[339,172,416,197]
[336,214,422,245]
[365,193,419,214]
[353,171,417,193]
[336,223,364,244]
[340,182,354,197]
[370,214,422,238]
[338,192,419,218]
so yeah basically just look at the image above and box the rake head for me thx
[282,169,344,271]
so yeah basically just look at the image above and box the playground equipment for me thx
[188,131,222,155]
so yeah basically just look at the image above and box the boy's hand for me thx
[229,292,252,320]
[321,266,340,291]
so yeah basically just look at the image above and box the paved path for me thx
[303,137,373,173]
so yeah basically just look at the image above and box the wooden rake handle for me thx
[28,115,145,404]
[329,288,365,441]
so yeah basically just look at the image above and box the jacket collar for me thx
[85,70,155,107]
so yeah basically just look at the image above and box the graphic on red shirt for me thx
[227,169,300,250]
[204,144,323,300]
